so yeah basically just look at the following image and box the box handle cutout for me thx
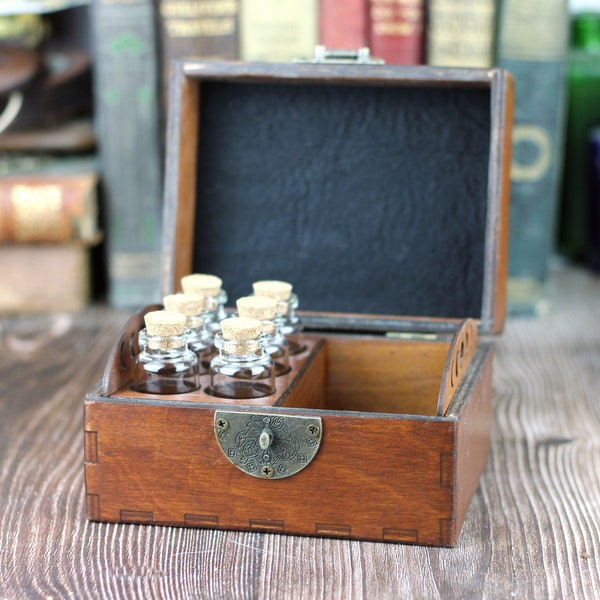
[101,304,162,396]
[436,319,478,416]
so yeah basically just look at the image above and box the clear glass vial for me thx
[133,310,201,395]
[181,273,227,333]
[252,280,305,355]
[208,317,276,399]
[236,295,290,376]
[163,292,215,372]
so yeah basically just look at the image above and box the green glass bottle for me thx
[559,11,600,261]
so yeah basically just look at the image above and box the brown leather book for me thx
[0,171,99,244]
[0,46,43,95]
[0,118,96,152]
[0,243,91,313]
[0,48,92,133]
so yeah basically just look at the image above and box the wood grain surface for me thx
[1,265,600,599]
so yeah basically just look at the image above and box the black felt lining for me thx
[192,80,491,319]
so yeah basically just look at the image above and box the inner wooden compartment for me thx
[318,334,451,415]
[110,313,468,417]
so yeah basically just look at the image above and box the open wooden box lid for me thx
[161,60,513,336]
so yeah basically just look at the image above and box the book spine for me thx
[158,0,239,88]
[239,0,317,62]
[426,0,497,68]
[319,0,369,50]
[0,173,98,243]
[368,0,424,65]
[0,244,90,314]
[497,0,569,314]
[91,0,163,307]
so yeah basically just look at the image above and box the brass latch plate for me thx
[214,411,322,479]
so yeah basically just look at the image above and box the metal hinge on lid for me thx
[295,45,385,65]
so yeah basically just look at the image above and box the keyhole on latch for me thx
[259,427,273,450]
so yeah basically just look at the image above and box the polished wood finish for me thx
[1,266,599,596]
[85,308,485,546]
[97,61,513,547]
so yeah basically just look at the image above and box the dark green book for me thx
[91,0,163,307]
[497,0,569,315]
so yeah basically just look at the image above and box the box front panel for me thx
[85,400,458,546]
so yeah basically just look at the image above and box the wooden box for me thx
[84,60,513,547]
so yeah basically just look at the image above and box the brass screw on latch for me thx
[261,465,274,478]
[306,424,320,437]
[216,418,229,431]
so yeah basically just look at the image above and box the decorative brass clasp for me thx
[214,411,323,480]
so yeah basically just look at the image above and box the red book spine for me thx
[319,0,369,49]
[368,0,424,64]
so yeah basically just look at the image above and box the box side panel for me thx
[452,344,494,539]
[84,400,457,546]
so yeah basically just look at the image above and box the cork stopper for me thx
[236,296,277,320]
[181,273,222,297]
[252,280,293,301]
[144,310,186,337]
[220,317,262,341]
[219,317,263,355]
[163,293,206,317]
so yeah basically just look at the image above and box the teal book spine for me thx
[497,0,569,315]
[91,0,163,307]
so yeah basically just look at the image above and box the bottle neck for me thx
[139,329,188,355]
[214,332,265,360]
[573,13,600,52]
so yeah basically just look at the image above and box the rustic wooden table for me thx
[1,265,599,599]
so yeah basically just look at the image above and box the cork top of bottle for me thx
[252,280,293,301]
[163,293,206,317]
[220,317,262,341]
[181,273,222,297]
[144,310,186,337]
[236,295,277,320]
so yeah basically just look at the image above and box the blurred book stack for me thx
[0,2,100,314]
[91,0,163,308]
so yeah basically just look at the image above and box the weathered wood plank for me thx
[1,267,599,598]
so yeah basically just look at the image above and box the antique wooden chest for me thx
[84,59,513,547]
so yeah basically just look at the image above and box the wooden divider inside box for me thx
[105,306,478,417]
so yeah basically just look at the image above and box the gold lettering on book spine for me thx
[161,0,238,37]
[160,0,238,17]
[370,0,423,38]
[11,185,64,242]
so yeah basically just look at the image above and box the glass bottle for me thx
[181,273,227,333]
[236,295,290,376]
[208,317,276,399]
[588,126,600,272]
[163,292,215,371]
[559,11,600,261]
[252,280,305,355]
[133,310,200,395]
